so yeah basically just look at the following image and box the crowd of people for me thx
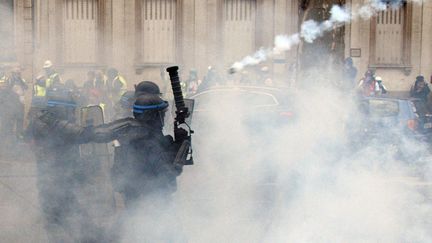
[342,57,431,105]
[1,57,432,241]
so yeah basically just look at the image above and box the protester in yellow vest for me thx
[0,65,9,90]
[34,60,62,97]
[106,68,127,102]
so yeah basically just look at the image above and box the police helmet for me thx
[134,81,161,96]
[133,94,168,124]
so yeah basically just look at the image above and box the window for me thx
[367,100,399,117]
[223,0,256,66]
[370,2,412,67]
[141,0,177,64]
[0,0,15,62]
[63,0,99,64]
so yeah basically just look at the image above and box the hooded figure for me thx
[357,69,377,96]
[410,75,430,102]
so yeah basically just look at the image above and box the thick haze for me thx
[1,0,432,242]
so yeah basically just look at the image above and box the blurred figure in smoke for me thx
[106,68,128,102]
[83,70,96,89]
[92,70,109,107]
[26,85,130,242]
[286,62,297,87]
[342,57,358,91]
[110,94,184,242]
[64,79,78,92]
[106,68,127,120]
[0,65,14,140]
[0,64,7,84]
[82,70,96,101]
[39,60,62,92]
[65,79,86,107]
[357,69,377,96]
[112,91,135,120]
[185,68,200,95]
[410,75,430,102]
[9,67,28,140]
[198,66,223,92]
[375,76,388,95]
[257,65,273,86]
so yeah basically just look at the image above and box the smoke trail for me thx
[229,0,411,73]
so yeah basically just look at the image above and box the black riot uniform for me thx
[110,94,185,242]
[111,94,181,204]
[26,87,128,243]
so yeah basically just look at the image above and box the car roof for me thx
[360,96,421,102]
[190,85,294,98]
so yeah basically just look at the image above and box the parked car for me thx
[189,85,297,130]
[347,96,432,159]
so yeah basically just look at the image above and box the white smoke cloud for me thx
[300,20,324,43]
[330,5,351,23]
[229,0,417,73]
[273,34,301,54]
[167,70,432,242]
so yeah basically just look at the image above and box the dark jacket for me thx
[111,118,181,202]
[410,84,430,102]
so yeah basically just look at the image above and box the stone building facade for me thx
[1,0,431,92]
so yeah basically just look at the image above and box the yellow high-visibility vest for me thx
[34,73,60,97]
[0,75,9,89]
[34,85,45,97]
[112,75,128,99]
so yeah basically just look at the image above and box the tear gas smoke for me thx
[159,68,432,242]
[229,0,416,73]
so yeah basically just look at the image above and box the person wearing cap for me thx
[410,75,430,102]
[34,60,62,97]
[110,94,184,241]
[375,76,387,95]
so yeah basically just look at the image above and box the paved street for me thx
[0,154,47,242]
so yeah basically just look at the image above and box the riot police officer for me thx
[111,94,181,204]
[110,94,184,242]
[26,86,129,242]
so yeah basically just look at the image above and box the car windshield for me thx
[360,99,399,117]
[193,89,278,111]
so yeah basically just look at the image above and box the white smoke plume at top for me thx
[229,0,414,73]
